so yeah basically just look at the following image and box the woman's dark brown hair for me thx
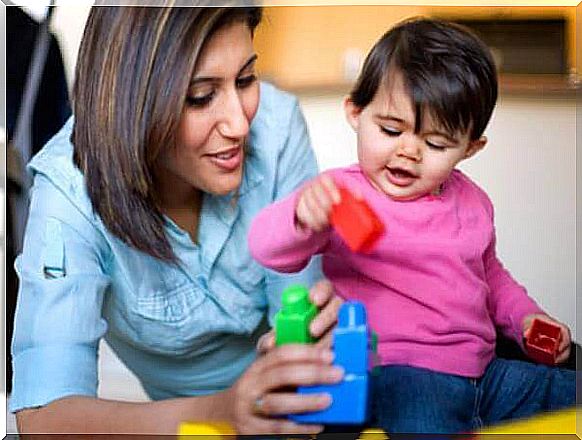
[72,5,262,263]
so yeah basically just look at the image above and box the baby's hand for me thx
[295,174,341,232]
[522,313,572,364]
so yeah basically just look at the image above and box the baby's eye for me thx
[380,126,401,137]
[426,140,448,151]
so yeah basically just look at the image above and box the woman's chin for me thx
[206,176,242,197]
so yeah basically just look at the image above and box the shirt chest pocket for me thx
[131,279,209,355]
[135,281,205,323]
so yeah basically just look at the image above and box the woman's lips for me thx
[206,146,242,172]
[386,166,417,187]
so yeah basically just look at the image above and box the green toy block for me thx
[275,285,318,346]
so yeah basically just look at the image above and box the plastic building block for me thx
[330,186,385,253]
[290,301,371,424]
[178,422,236,439]
[525,318,562,365]
[358,428,389,439]
[275,284,318,346]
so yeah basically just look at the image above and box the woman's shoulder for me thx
[27,117,99,223]
[256,81,299,116]
[251,82,302,140]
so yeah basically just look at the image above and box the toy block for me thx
[330,186,385,253]
[178,422,236,439]
[275,284,318,346]
[525,318,562,365]
[358,428,389,439]
[334,301,369,374]
[290,372,368,424]
[290,301,371,424]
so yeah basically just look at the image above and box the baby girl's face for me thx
[344,71,486,201]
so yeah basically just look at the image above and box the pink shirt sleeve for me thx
[248,187,331,273]
[483,208,545,346]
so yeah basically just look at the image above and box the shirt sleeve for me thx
[484,209,544,346]
[9,174,111,412]
[257,96,326,324]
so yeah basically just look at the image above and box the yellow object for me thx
[477,406,578,435]
[178,421,236,439]
[358,428,389,439]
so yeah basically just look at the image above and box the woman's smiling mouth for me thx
[205,146,243,171]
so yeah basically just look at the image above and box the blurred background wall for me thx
[4,3,579,431]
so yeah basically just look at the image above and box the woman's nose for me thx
[217,89,250,139]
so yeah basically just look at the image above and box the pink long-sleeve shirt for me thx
[248,165,544,377]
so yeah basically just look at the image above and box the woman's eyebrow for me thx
[189,54,258,86]
[238,53,258,74]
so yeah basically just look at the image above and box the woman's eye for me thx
[236,74,257,88]
[186,91,215,108]
[380,126,401,137]
[426,140,447,151]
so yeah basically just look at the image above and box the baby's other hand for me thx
[295,174,341,233]
[523,313,572,364]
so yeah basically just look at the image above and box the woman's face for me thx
[157,20,260,201]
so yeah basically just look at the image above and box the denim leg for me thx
[371,365,477,434]
[479,357,577,425]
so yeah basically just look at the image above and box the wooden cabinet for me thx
[254,5,578,94]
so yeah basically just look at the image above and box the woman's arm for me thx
[17,343,343,436]
[16,394,229,435]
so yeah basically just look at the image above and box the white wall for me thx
[299,92,577,334]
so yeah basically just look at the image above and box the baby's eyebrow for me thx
[376,113,406,123]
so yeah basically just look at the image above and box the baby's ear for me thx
[344,97,363,132]
[464,136,487,159]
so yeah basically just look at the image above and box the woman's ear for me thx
[464,136,487,159]
[344,96,362,132]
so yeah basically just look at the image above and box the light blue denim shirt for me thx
[10,82,323,412]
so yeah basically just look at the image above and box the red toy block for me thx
[330,187,385,253]
[525,318,562,365]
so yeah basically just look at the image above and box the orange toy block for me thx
[525,318,562,365]
[330,187,385,253]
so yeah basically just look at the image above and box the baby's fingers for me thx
[320,174,341,204]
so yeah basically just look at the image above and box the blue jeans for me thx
[370,358,577,434]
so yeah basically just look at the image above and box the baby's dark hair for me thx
[350,17,498,140]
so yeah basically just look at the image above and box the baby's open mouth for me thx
[388,166,416,179]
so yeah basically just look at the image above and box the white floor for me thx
[6,340,149,434]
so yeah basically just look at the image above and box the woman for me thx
[11,6,343,435]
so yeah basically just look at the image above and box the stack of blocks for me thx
[275,285,373,424]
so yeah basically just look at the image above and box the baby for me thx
[248,17,575,433]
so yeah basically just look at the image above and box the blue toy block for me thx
[290,301,371,424]
[290,373,368,424]
[334,301,368,375]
